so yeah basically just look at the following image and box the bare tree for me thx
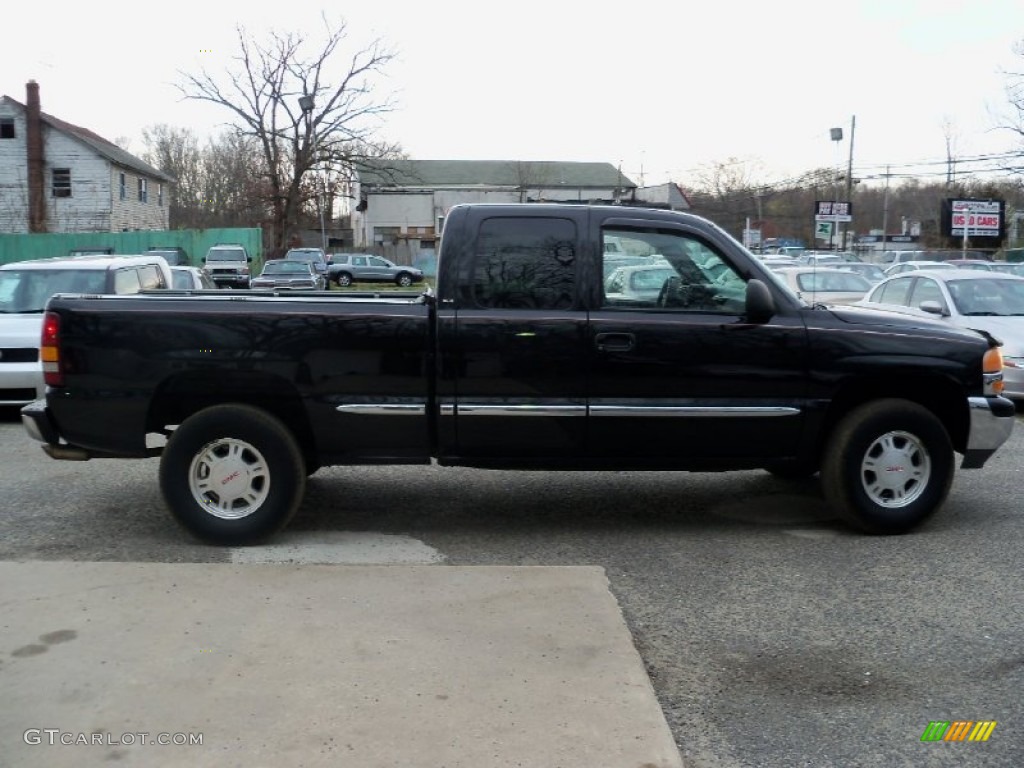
[142,125,204,227]
[176,15,401,250]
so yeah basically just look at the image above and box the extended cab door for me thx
[586,218,809,465]
[434,207,589,464]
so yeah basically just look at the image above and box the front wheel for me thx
[821,399,954,535]
[159,404,306,544]
[395,272,413,287]
[335,272,353,287]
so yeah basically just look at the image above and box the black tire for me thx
[335,272,353,287]
[395,272,413,288]
[821,399,953,535]
[159,404,306,545]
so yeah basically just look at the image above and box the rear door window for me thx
[113,268,142,294]
[458,217,577,310]
[137,265,165,290]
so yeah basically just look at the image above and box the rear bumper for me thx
[21,399,127,460]
[961,395,1017,469]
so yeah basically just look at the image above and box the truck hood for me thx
[0,314,44,347]
[823,304,993,343]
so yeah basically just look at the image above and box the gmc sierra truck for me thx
[21,204,1016,544]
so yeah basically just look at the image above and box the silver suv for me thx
[202,244,252,289]
[327,253,424,287]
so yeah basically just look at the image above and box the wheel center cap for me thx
[875,447,909,490]
[212,459,248,497]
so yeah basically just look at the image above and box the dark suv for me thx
[147,247,190,267]
[283,248,329,284]
[202,244,252,289]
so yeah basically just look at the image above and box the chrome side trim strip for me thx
[435,404,800,418]
[443,404,586,417]
[589,405,800,418]
[335,404,426,416]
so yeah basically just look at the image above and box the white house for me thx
[351,159,637,263]
[0,81,173,234]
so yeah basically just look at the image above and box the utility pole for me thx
[842,115,856,250]
[880,165,890,262]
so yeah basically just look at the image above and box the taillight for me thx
[982,346,1004,397]
[41,311,63,387]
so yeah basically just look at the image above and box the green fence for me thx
[0,228,263,268]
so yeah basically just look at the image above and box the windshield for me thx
[0,269,107,313]
[207,249,246,262]
[263,262,309,275]
[946,278,1024,316]
[284,250,323,263]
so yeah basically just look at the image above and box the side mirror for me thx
[745,279,776,324]
[247,256,253,263]
[919,300,946,316]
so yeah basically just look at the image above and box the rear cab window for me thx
[457,217,577,310]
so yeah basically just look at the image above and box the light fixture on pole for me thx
[829,127,843,251]
[298,95,327,252]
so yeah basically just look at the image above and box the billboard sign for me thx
[814,201,853,222]
[949,199,1002,237]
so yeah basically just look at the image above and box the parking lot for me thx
[1,410,1022,766]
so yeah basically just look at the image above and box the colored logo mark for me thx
[920,721,997,742]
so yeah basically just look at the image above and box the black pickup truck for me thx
[22,204,1015,543]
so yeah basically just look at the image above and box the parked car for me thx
[884,260,960,277]
[772,267,873,305]
[202,243,252,289]
[283,248,329,282]
[603,264,678,307]
[0,254,172,405]
[250,259,323,291]
[835,262,887,284]
[147,247,190,267]
[602,254,662,278]
[857,270,1024,399]
[945,259,996,271]
[994,263,1024,277]
[170,266,217,290]
[758,255,801,270]
[328,253,424,287]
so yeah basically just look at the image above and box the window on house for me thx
[119,173,126,201]
[52,168,71,198]
[0,118,15,139]
[158,184,164,207]
[138,178,148,203]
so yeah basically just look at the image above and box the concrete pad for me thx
[0,562,682,767]
[229,531,446,565]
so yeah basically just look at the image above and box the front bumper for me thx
[961,395,1017,469]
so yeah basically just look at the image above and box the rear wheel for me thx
[159,404,306,544]
[821,399,953,534]
[335,272,353,287]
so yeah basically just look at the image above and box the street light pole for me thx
[298,95,327,253]
[829,127,843,250]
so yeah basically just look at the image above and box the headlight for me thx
[983,347,1005,396]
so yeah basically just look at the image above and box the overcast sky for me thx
[3,0,1022,189]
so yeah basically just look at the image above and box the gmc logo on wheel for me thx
[221,471,240,485]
